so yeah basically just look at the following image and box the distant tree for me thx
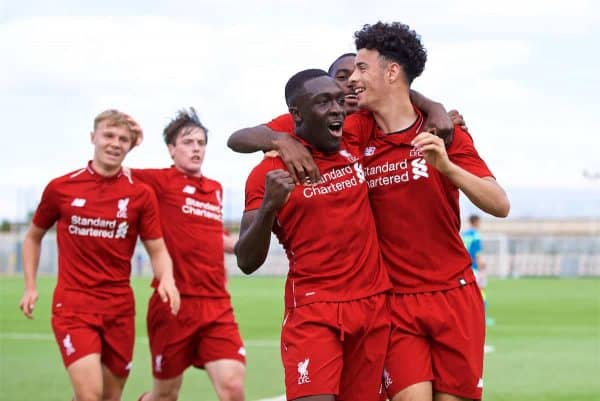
[0,219,11,232]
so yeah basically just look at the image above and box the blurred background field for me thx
[1,275,598,401]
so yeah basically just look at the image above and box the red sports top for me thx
[244,133,391,309]
[32,162,163,316]
[132,167,229,298]
[345,109,495,293]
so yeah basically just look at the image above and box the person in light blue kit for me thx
[461,214,494,328]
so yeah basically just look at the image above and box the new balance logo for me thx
[155,355,163,372]
[339,149,358,162]
[411,158,429,180]
[238,347,246,357]
[297,358,311,384]
[63,334,76,356]
[125,362,132,371]
[477,378,484,388]
[71,198,86,207]
[182,185,196,194]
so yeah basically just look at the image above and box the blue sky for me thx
[1,0,599,220]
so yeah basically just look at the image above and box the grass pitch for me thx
[1,276,598,401]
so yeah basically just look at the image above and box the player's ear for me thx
[289,106,302,124]
[167,143,176,160]
[388,62,402,84]
[90,131,95,144]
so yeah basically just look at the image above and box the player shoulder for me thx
[50,166,89,185]
[200,175,223,191]
[247,156,285,181]
[452,125,475,144]
[447,125,477,151]
[267,113,294,133]
[344,110,373,129]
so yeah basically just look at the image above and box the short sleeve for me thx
[138,186,163,240]
[131,168,165,194]
[32,181,60,229]
[448,126,494,179]
[244,159,280,212]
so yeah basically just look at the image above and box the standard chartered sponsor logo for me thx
[365,160,410,188]
[68,215,128,239]
[181,197,223,221]
[302,162,364,198]
[365,156,430,188]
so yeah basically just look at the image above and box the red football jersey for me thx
[266,113,294,133]
[345,110,495,293]
[244,134,391,309]
[131,167,228,297]
[32,162,163,315]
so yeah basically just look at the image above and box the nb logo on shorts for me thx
[297,358,311,384]
[63,334,76,356]
[155,355,163,373]
[383,368,393,389]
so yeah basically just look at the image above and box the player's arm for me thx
[228,125,320,184]
[410,90,469,145]
[223,232,236,254]
[476,253,486,271]
[412,133,510,217]
[143,238,180,315]
[235,170,295,274]
[19,224,48,319]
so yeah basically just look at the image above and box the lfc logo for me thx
[117,198,129,218]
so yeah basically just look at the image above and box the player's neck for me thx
[175,164,202,178]
[91,159,121,177]
[372,89,417,134]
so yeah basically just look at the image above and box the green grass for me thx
[1,277,598,401]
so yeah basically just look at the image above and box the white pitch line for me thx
[254,396,285,401]
[2,332,285,400]
[0,332,278,347]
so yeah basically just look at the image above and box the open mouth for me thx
[328,121,343,138]
[344,94,359,104]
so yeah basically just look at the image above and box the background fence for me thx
[2,227,599,278]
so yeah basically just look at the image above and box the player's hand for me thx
[263,170,295,212]
[123,113,144,146]
[423,102,454,146]
[448,109,468,132]
[272,135,321,184]
[157,275,180,315]
[19,288,39,319]
[411,132,454,175]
